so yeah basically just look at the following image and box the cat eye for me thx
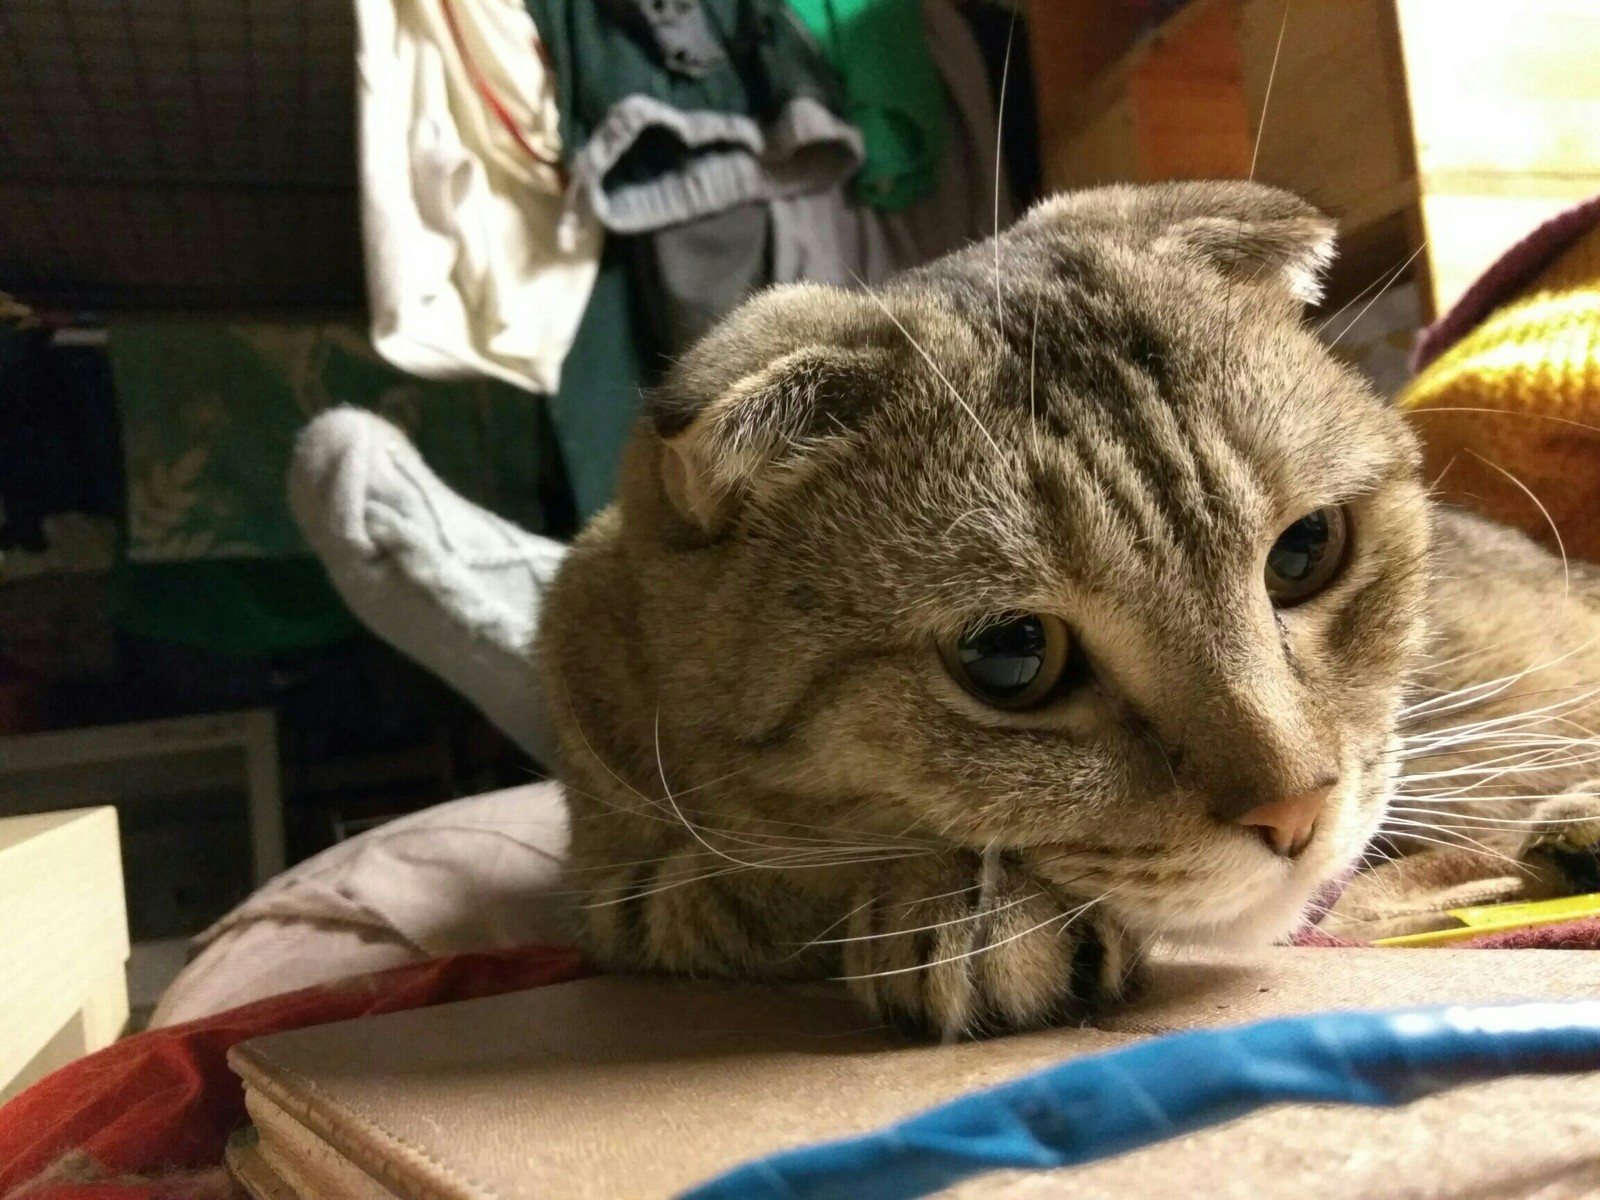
[940,612,1071,710]
[1265,506,1350,605]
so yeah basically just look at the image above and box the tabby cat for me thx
[537,182,1600,1039]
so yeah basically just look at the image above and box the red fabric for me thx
[1290,926,1360,948]
[1458,916,1600,950]
[0,944,589,1200]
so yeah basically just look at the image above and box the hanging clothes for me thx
[356,0,602,394]
[787,0,948,211]
[770,0,1014,286]
[628,202,774,357]
[526,0,863,240]
[542,244,650,520]
[522,0,865,493]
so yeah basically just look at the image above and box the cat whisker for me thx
[1396,790,1598,807]
[795,891,1043,949]
[1401,764,1600,793]
[574,863,751,909]
[1130,891,1186,962]
[851,275,1004,457]
[553,821,928,872]
[1405,453,1586,754]
[1400,675,1600,723]
[1404,734,1600,768]
[1220,0,1290,371]
[654,710,876,871]
[971,843,1004,962]
[1401,689,1600,746]
[892,880,982,909]
[832,895,1106,983]
[1311,248,1419,339]
[1401,723,1600,752]
[1409,718,1600,748]
[560,679,662,810]
[1401,752,1600,787]
[1028,285,1043,463]
[681,805,942,849]
[553,705,878,879]
[1376,818,1525,868]
[1407,730,1600,759]
[992,9,1016,329]
[553,774,910,852]
[562,784,938,877]
[1400,729,1600,768]
[1251,3,1289,181]
[1324,240,1428,348]
[777,893,880,963]
[578,848,934,911]
[558,710,941,856]
[1465,450,1571,600]
[1408,406,1600,439]
[1387,805,1594,830]
[669,813,933,853]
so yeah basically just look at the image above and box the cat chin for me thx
[1118,849,1352,951]
[1173,889,1319,950]
[1127,887,1314,951]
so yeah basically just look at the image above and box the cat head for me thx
[617,181,1430,946]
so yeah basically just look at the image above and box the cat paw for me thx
[1519,783,1600,898]
[841,851,1136,1040]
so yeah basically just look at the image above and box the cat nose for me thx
[1232,783,1334,859]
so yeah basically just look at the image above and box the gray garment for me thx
[534,0,865,243]
[771,0,1014,286]
[634,203,772,354]
[566,94,863,240]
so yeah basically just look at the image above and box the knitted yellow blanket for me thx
[1402,220,1600,563]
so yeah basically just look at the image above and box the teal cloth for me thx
[529,0,842,154]
[107,321,553,657]
[526,0,852,230]
[787,0,947,210]
[545,247,647,522]
[110,322,549,563]
[107,558,359,659]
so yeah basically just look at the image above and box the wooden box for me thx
[0,808,130,1103]
[1029,0,1600,319]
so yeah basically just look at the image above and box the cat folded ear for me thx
[647,285,890,532]
[1031,180,1337,305]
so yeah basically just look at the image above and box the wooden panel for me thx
[0,710,285,884]
[1,967,129,1104]
[0,808,130,1096]
[1045,91,1140,192]
[1040,0,1249,192]
[1237,0,1415,228]
[1396,0,1600,313]
[1026,0,1150,162]
[1032,0,1600,322]
[1127,0,1251,181]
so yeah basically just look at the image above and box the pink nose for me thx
[1234,785,1334,859]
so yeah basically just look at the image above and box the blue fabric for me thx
[679,1001,1600,1199]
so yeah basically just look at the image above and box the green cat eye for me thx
[940,612,1071,710]
[1265,506,1350,605]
